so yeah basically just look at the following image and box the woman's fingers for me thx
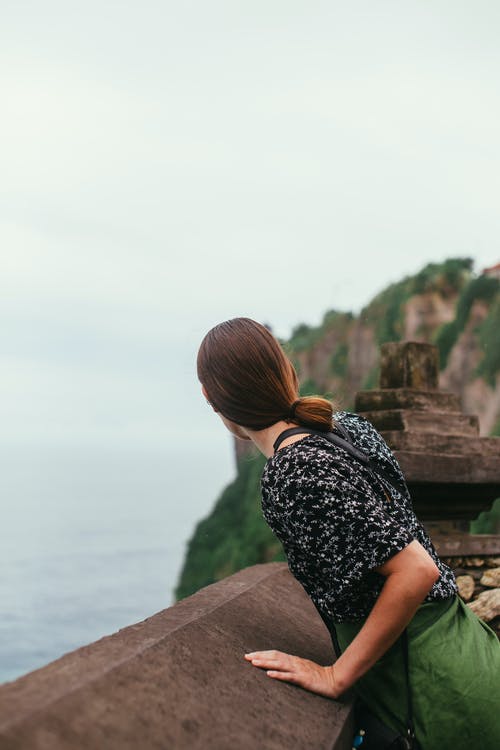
[266,671,296,681]
[245,650,284,664]
[245,650,311,682]
[244,650,294,670]
[245,649,286,660]
[244,649,340,699]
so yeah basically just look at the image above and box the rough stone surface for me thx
[0,564,353,750]
[377,432,500,456]
[379,342,439,390]
[480,567,500,588]
[354,389,460,413]
[355,341,500,522]
[467,589,500,623]
[464,557,486,568]
[455,575,475,602]
[432,535,500,557]
[358,409,480,436]
[392,451,499,484]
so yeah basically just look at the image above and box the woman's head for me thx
[197,317,334,432]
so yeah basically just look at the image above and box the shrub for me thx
[435,275,500,368]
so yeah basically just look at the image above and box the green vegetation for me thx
[470,497,500,535]
[288,322,323,352]
[330,342,349,378]
[175,452,285,600]
[411,257,473,296]
[361,258,473,346]
[360,279,410,344]
[288,309,354,353]
[470,418,500,533]
[177,256,500,598]
[434,274,500,369]
[476,295,500,386]
[300,377,320,396]
[361,364,381,391]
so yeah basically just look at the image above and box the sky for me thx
[3,2,500,678]
[1,0,500,456]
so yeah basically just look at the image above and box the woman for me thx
[197,317,500,749]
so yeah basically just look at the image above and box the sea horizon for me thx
[0,437,234,684]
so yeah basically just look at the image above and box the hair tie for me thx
[288,399,301,420]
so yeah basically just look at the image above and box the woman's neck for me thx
[245,420,310,458]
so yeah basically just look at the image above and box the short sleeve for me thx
[283,457,415,602]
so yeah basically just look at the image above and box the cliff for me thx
[175,258,500,600]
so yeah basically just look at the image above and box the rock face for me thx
[403,292,456,342]
[0,564,354,750]
[440,299,500,435]
[442,554,500,636]
[468,589,500,623]
[480,567,500,588]
[455,575,475,602]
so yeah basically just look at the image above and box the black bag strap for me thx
[273,425,410,499]
[402,629,416,745]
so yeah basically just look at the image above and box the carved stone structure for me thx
[354,341,500,523]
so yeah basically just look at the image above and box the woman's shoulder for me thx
[334,410,406,478]
[333,410,388,452]
[261,410,406,496]
[261,412,366,491]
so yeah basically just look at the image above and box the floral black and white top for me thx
[260,410,457,623]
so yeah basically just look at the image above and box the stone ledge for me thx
[355,388,460,413]
[394,451,500,484]
[432,534,500,557]
[0,564,353,750]
[358,409,480,436]
[379,432,500,456]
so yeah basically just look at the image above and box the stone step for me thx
[380,431,500,457]
[395,450,500,484]
[428,533,500,558]
[355,388,461,413]
[358,409,480,436]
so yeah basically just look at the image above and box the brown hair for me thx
[197,317,335,431]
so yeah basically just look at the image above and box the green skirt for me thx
[335,595,500,750]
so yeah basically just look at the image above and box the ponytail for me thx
[287,395,334,432]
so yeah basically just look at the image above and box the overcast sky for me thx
[2,0,500,451]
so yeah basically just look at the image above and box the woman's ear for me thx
[201,384,217,411]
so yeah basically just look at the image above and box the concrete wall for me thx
[0,564,353,750]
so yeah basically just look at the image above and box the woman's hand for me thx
[244,649,342,699]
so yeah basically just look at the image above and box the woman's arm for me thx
[244,540,440,699]
[332,539,440,692]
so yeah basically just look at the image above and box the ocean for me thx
[0,438,234,684]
